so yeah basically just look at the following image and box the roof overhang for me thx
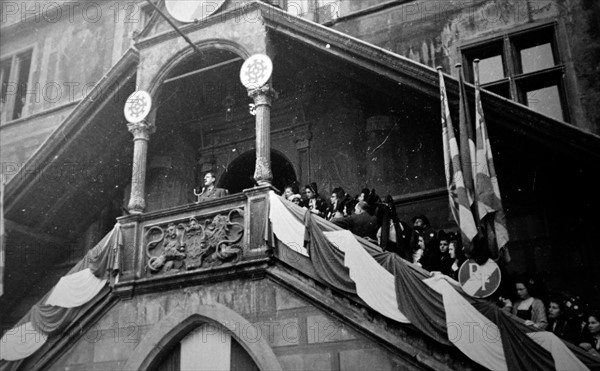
[254,1,600,162]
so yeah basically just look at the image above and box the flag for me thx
[457,65,477,209]
[438,68,478,248]
[1,176,5,297]
[473,61,510,262]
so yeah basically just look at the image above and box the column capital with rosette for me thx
[247,85,278,107]
[127,120,156,141]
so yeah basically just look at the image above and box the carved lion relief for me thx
[145,209,244,274]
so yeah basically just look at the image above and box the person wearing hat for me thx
[288,193,304,208]
[304,182,328,218]
[412,215,430,232]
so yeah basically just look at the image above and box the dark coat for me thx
[332,212,378,239]
[197,187,229,202]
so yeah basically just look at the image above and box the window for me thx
[461,24,567,122]
[0,49,33,123]
[138,2,155,30]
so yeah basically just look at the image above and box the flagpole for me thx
[437,66,478,252]
[472,59,493,259]
[455,63,478,217]
[473,59,511,263]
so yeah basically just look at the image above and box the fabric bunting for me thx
[0,323,47,362]
[425,275,508,370]
[376,252,450,346]
[473,61,510,261]
[324,230,409,324]
[438,69,478,247]
[268,191,307,256]
[303,211,357,294]
[270,192,597,370]
[45,268,107,308]
[0,224,123,362]
[528,332,589,371]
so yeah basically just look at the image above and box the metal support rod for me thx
[145,0,204,55]
[163,57,242,84]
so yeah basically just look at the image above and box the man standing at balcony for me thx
[195,172,229,203]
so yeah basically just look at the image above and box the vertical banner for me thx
[438,68,478,247]
[473,60,510,262]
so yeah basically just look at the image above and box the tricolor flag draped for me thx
[473,60,510,261]
[269,193,599,370]
[1,175,5,297]
[438,68,478,248]
[457,64,478,209]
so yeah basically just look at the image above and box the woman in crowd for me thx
[504,277,548,330]
[283,185,298,200]
[445,235,465,280]
[547,297,579,343]
[304,183,328,218]
[579,310,600,357]
[288,194,304,208]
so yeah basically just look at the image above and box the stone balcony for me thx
[113,185,274,297]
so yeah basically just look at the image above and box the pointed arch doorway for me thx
[219,150,297,194]
[153,324,259,371]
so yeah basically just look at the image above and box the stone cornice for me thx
[113,257,272,298]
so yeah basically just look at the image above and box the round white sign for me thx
[124,91,152,123]
[458,258,501,298]
[239,54,273,90]
[165,0,225,23]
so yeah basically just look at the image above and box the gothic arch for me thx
[146,39,251,98]
[123,303,282,371]
[219,149,297,194]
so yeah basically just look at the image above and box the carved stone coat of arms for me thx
[145,209,244,274]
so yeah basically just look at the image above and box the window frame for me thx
[460,21,569,123]
[1,47,34,125]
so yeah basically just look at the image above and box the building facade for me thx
[1,0,600,369]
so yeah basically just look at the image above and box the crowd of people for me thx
[282,182,466,277]
[499,277,600,356]
[281,182,600,356]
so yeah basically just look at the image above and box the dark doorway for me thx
[219,151,297,194]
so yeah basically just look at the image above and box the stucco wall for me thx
[0,1,136,166]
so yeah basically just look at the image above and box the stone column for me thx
[248,85,277,185]
[126,120,156,214]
